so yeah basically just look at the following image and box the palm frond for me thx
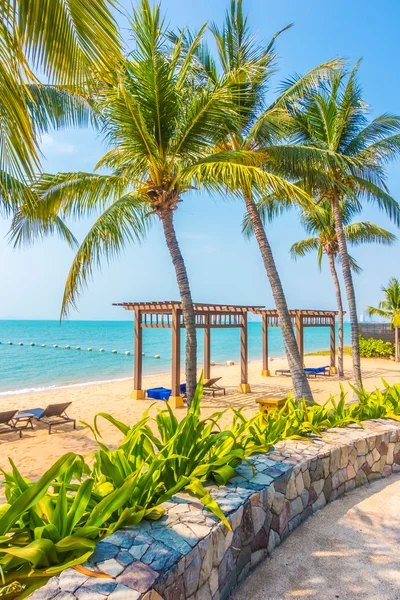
[61,194,150,318]
[15,0,122,86]
[344,221,397,246]
[290,237,320,260]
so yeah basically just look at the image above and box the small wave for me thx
[0,376,133,397]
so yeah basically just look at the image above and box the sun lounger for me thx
[275,369,291,376]
[19,402,76,434]
[0,410,22,438]
[304,366,331,378]
[203,377,226,397]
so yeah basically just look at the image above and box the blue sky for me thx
[1,0,399,321]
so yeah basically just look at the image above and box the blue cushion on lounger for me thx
[146,387,172,400]
[180,383,187,394]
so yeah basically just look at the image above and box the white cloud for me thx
[40,133,75,155]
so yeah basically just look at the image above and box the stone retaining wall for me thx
[31,419,400,600]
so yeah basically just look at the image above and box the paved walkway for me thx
[232,474,400,600]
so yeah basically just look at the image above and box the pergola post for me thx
[296,312,304,367]
[238,312,251,393]
[169,308,184,408]
[330,316,337,373]
[261,313,270,376]
[132,309,144,400]
[204,315,211,380]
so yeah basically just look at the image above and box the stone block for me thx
[184,551,202,596]
[349,446,358,464]
[271,492,286,515]
[252,506,266,535]
[164,576,185,600]
[251,549,266,568]
[345,479,356,493]
[218,549,235,589]
[346,464,356,480]
[285,474,297,500]
[322,457,330,478]
[303,470,311,489]
[236,544,251,575]
[109,585,140,600]
[339,446,349,469]
[251,527,268,552]
[356,469,367,486]
[230,506,243,531]
[240,503,254,546]
[332,468,347,490]
[196,583,212,600]
[117,561,158,593]
[278,500,290,535]
[371,455,387,473]
[295,472,304,495]
[209,568,219,597]
[300,488,309,508]
[356,438,368,456]
[387,443,395,465]
[212,529,226,567]
[329,448,341,475]
[267,530,280,554]
[289,497,303,520]
[311,479,324,497]
[383,464,392,477]
[312,493,326,513]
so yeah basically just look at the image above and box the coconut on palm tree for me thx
[290,200,396,376]
[285,65,400,384]
[367,278,400,362]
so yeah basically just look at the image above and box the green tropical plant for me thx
[290,200,396,376]
[85,375,267,526]
[359,335,394,358]
[285,64,400,384]
[0,0,121,213]
[367,278,400,361]
[198,0,344,401]
[1,378,400,596]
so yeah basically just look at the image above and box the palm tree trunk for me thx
[160,209,197,406]
[328,254,344,377]
[331,195,362,383]
[395,327,399,362]
[243,194,313,401]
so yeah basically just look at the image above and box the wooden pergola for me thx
[251,309,339,376]
[113,301,263,406]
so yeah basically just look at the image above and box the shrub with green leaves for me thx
[359,335,394,358]
[1,379,400,598]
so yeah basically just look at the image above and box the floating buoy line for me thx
[0,342,147,356]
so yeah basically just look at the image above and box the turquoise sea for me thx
[0,320,351,394]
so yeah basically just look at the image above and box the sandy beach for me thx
[1,354,399,485]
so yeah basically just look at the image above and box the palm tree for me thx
[367,278,400,362]
[0,0,121,208]
[285,65,400,383]
[13,0,272,405]
[290,201,396,376]
[196,0,342,400]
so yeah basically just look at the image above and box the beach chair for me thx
[304,366,331,378]
[275,369,291,376]
[0,410,22,438]
[203,377,226,397]
[20,402,76,434]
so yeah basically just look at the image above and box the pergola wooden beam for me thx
[254,309,340,376]
[114,301,263,405]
